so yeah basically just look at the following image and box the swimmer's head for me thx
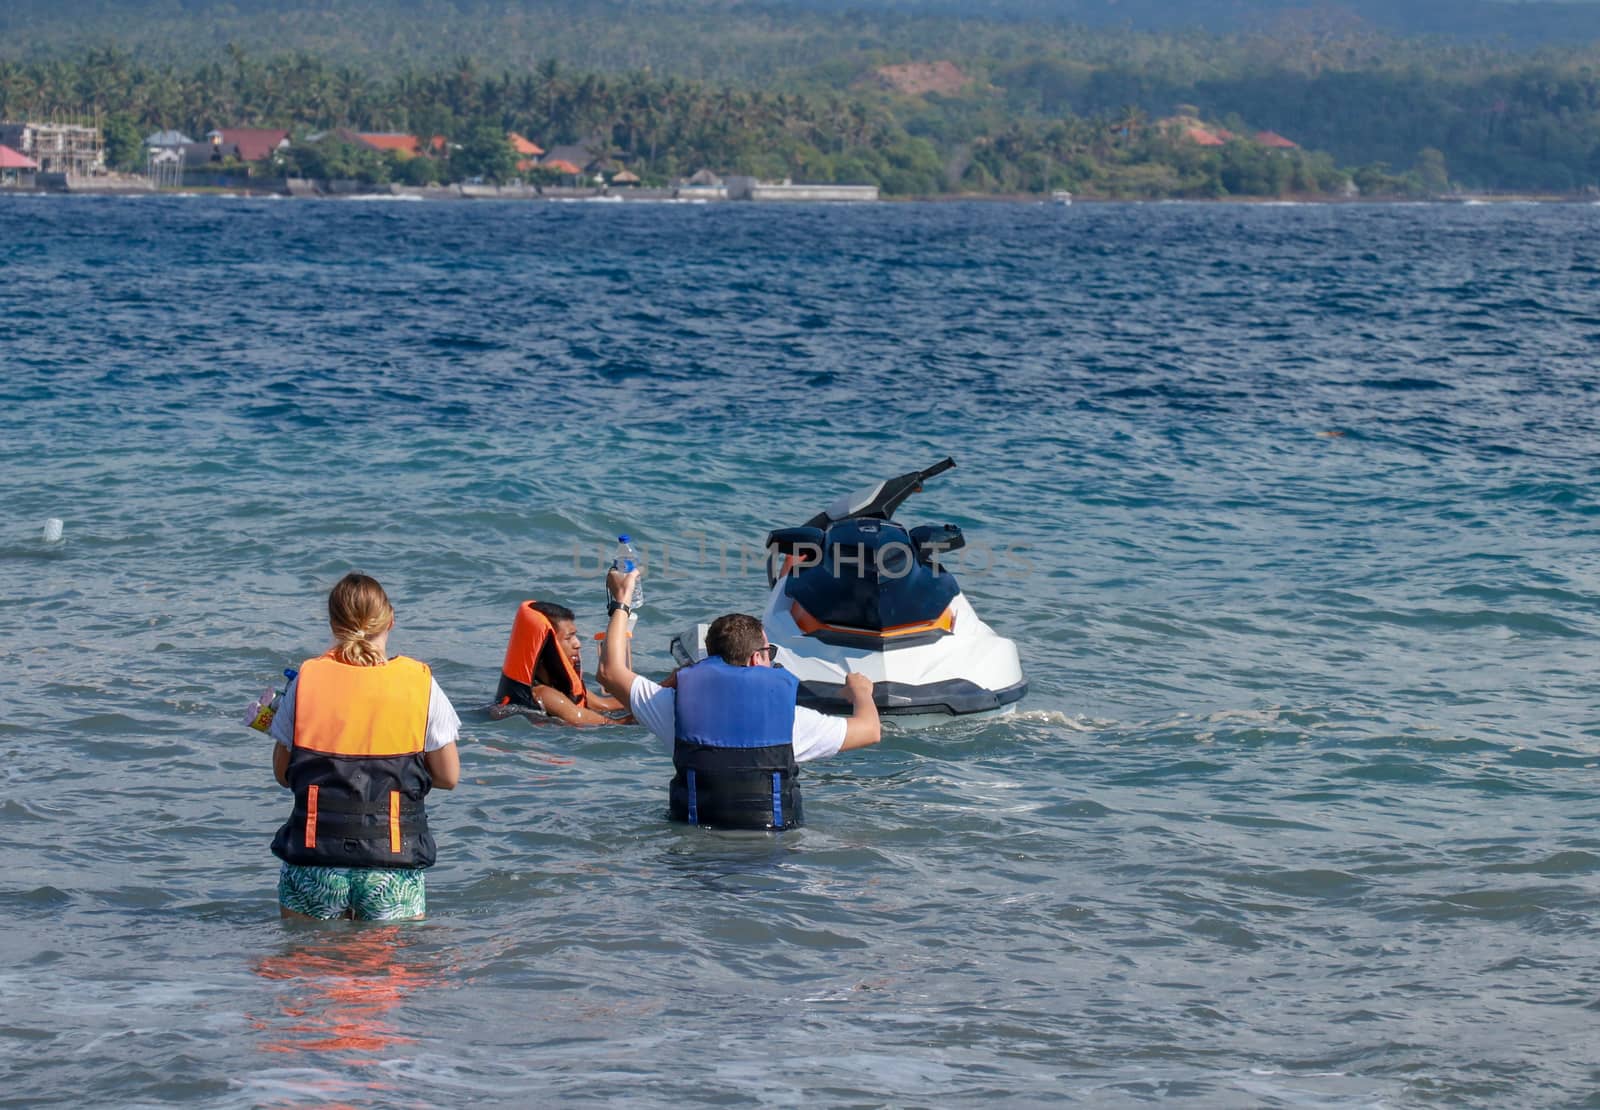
[328,572,393,667]
[706,613,767,667]
[532,600,581,672]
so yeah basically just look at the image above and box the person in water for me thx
[597,567,881,829]
[495,598,631,725]
[270,572,461,921]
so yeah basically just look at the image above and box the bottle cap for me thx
[618,534,630,544]
[283,668,298,680]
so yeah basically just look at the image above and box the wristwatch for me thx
[607,599,632,616]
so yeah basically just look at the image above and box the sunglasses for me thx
[757,644,780,663]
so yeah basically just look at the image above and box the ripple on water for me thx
[2,199,1599,1106]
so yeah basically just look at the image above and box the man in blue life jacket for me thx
[597,568,880,829]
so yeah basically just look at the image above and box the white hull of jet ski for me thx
[764,589,1024,717]
[668,589,1025,720]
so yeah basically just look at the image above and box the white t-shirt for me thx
[629,674,846,762]
[271,670,461,753]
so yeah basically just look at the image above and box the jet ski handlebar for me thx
[804,457,957,528]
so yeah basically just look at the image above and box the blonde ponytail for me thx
[327,572,393,666]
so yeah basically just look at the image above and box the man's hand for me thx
[844,672,875,703]
[608,567,640,606]
[840,671,881,751]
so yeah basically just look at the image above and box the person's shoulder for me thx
[631,673,669,702]
[426,673,461,723]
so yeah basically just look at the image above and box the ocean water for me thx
[2,195,1598,1108]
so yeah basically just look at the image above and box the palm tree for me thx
[1112,104,1147,146]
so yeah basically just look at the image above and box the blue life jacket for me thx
[671,656,803,830]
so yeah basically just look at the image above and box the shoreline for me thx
[2,182,1595,205]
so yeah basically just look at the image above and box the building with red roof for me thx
[0,141,39,184]
[541,144,603,176]
[509,132,545,173]
[0,143,38,169]
[206,128,290,163]
[1184,126,1227,147]
[1157,117,1234,147]
[1254,130,1299,149]
[352,132,448,158]
[355,132,423,156]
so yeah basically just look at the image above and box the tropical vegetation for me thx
[4,0,1600,196]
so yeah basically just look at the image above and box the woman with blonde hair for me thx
[268,572,461,920]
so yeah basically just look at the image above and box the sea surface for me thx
[2,195,1598,1108]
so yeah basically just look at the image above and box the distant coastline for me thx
[3,180,1594,205]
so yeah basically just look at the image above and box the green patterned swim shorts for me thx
[278,862,427,921]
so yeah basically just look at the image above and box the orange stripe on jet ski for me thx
[790,601,954,639]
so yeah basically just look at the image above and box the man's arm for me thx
[840,672,881,751]
[272,742,290,787]
[596,568,641,704]
[587,690,628,712]
[534,684,631,726]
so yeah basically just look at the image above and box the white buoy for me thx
[42,518,63,543]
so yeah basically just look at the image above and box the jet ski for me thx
[669,458,1027,719]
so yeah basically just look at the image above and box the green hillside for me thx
[9,0,1600,73]
[5,1,1600,195]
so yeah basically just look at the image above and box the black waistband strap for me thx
[297,795,424,817]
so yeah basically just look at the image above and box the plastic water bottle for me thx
[611,535,644,608]
[244,667,299,732]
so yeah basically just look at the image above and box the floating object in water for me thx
[41,518,63,543]
[670,457,1027,722]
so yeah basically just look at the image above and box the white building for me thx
[0,122,104,176]
[725,176,878,202]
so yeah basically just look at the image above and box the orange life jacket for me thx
[270,652,437,870]
[496,601,589,709]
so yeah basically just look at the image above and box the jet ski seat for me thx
[783,518,961,649]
